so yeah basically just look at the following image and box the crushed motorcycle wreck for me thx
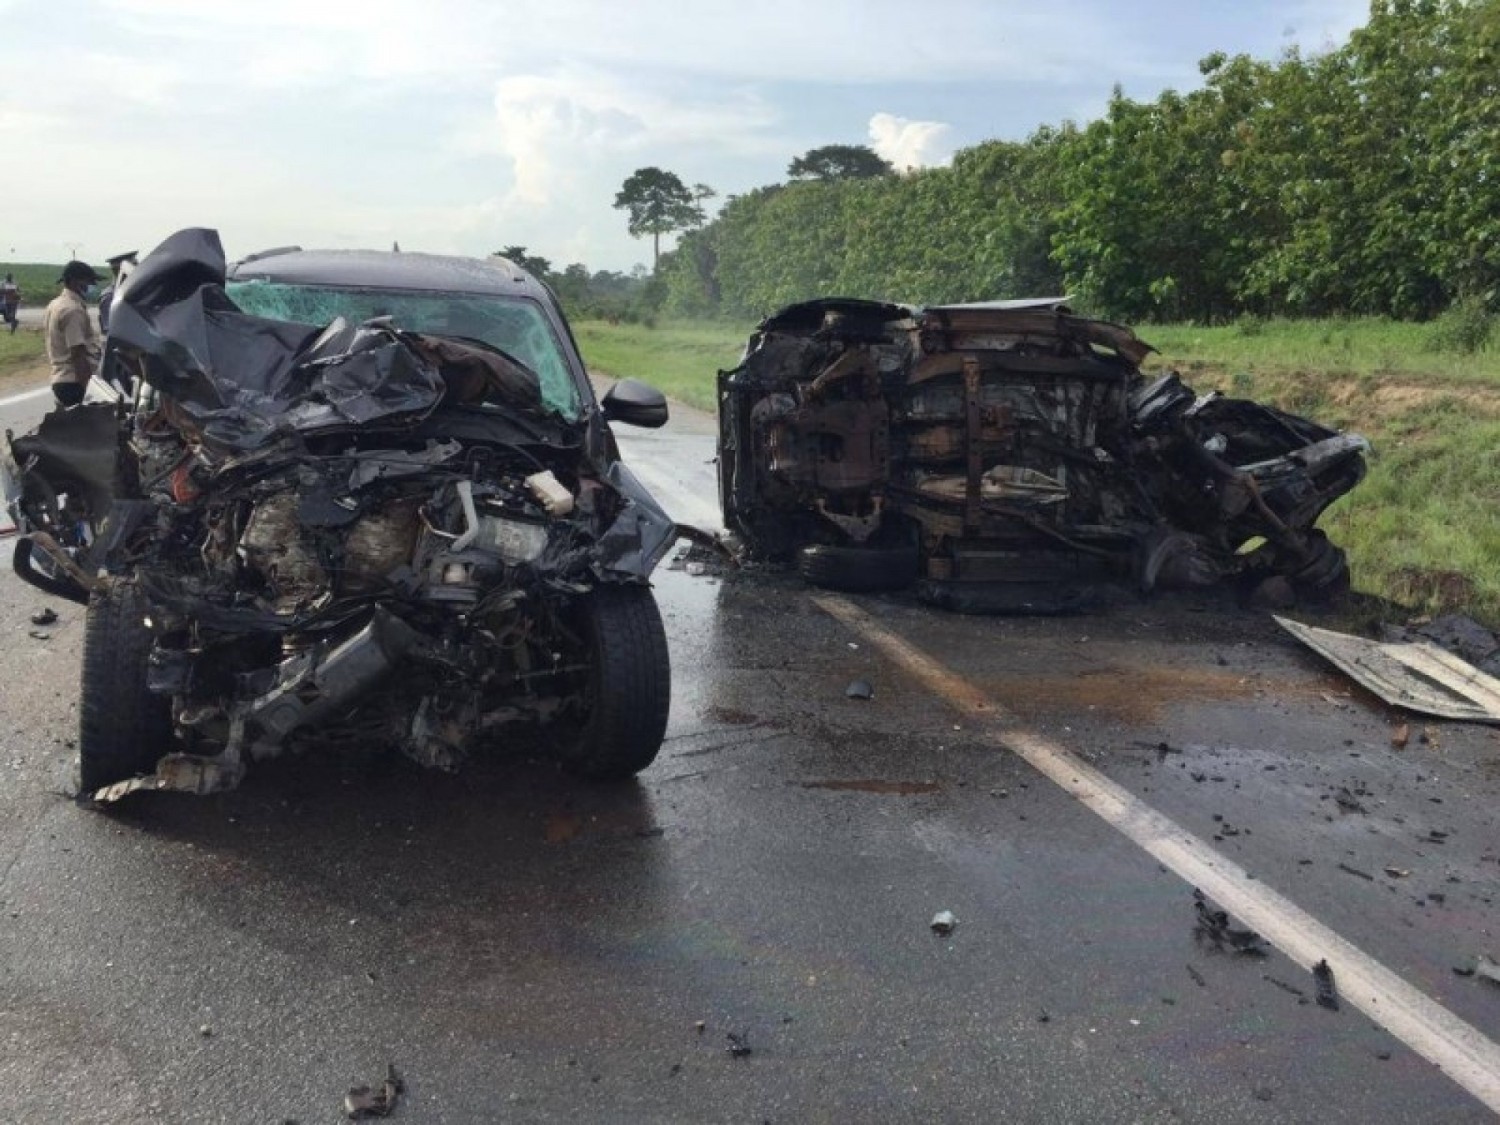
[718,298,1369,613]
[4,229,677,802]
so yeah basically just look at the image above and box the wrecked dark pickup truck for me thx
[5,229,677,801]
[719,298,1368,612]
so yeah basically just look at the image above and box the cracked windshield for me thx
[226,281,581,419]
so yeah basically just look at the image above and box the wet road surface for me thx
[2,388,1499,1122]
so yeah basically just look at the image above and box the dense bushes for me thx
[659,0,1500,326]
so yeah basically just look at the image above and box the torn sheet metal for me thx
[11,227,677,803]
[108,228,542,453]
[1276,616,1500,724]
[718,296,1367,611]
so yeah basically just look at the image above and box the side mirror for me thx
[601,378,669,429]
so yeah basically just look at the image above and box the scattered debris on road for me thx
[845,679,874,701]
[1276,616,1500,724]
[725,1032,753,1058]
[1192,889,1268,956]
[1333,787,1367,815]
[1337,863,1375,882]
[1313,959,1340,1011]
[930,910,957,935]
[27,629,49,641]
[1454,955,1500,987]
[1263,974,1309,1004]
[345,1064,404,1119]
[1384,866,1410,879]
[1391,722,1411,749]
[29,607,57,626]
[667,532,738,577]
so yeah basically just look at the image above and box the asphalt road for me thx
[2,386,1498,1123]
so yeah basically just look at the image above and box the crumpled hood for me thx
[110,228,543,453]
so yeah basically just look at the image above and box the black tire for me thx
[557,584,671,781]
[79,579,171,793]
[797,542,920,593]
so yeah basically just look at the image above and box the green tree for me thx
[494,245,552,279]
[787,144,895,181]
[613,168,713,269]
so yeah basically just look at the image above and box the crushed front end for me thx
[8,229,676,801]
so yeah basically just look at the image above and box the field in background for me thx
[575,315,1500,625]
[571,319,746,414]
[0,262,103,306]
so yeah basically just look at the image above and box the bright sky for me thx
[3,0,1368,273]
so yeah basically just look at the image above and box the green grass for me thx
[0,262,105,306]
[572,318,751,412]
[1188,367,1500,626]
[1140,316,1500,388]
[0,328,45,377]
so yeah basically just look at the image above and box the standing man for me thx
[43,261,101,408]
[97,250,136,334]
[0,273,19,333]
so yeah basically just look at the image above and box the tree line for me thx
[640,0,1498,325]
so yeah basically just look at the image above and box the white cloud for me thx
[869,113,955,171]
[482,69,778,203]
[2,0,1373,271]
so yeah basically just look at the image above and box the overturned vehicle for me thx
[719,298,1368,612]
[6,229,676,801]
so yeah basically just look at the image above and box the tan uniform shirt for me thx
[43,288,101,386]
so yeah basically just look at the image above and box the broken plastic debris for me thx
[1313,959,1340,1011]
[345,1064,404,1120]
[29,607,57,626]
[1383,866,1410,879]
[525,470,574,517]
[725,1031,752,1058]
[27,630,50,641]
[1456,955,1500,986]
[845,679,874,701]
[1192,889,1267,956]
[930,910,957,935]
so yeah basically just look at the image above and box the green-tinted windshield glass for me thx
[224,281,581,419]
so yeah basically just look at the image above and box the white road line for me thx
[814,593,1500,1115]
[624,453,722,530]
[0,385,50,409]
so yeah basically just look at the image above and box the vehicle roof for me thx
[225,247,550,300]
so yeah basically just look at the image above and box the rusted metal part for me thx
[718,296,1366,608]
[963,356,983,534]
